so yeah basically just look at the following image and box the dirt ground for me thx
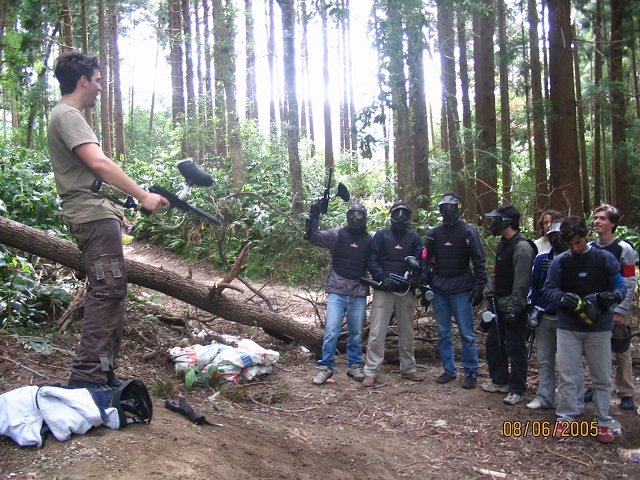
[2,240,640,479]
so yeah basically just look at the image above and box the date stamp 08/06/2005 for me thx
[502,420,598,438]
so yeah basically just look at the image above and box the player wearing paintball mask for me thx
[362,202,423,387]
[481,205,536,405]
[306,203,373,385]
[424,194,486,389]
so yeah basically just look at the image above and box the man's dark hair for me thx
[54,51,100,95]
[593,203,620,233]
[560,216,588,243]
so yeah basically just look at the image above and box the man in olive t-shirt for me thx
[47,51,168,390]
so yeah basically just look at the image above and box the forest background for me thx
[1,0,640,327]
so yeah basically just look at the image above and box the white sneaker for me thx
[312,367,334,385]
[526,397,543,409]
[504,392,524,405]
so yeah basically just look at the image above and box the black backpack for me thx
[104,379,153,428]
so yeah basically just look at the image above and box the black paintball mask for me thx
[390,202,411,232]
[346,204,367,231]
[438,193,463,224]
[485,206,520,236]
[547,221,567,254]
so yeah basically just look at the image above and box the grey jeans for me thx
[364,290,417,377]
[556,328,614,427]
[68,218,126,384]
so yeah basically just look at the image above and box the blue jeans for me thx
[317,294,366,370]
[433,291,478,376]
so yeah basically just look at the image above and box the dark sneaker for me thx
[461,372,477,389]
[620,396,635,411]
[583,388,593,403]
[435,372,457,384]
[312,366,334,385]
[400,372,424,382]
[347,363,365,382]
[362,376,376,387]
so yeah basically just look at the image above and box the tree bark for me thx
[609,0,630,224]
[547,0,582,216]
[0,217,324,357]
[528,0,548,221]
[473,0,497,218]
[277,0,304,215]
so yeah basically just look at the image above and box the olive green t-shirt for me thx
[47,102,123,224]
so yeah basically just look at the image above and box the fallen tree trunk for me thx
[0,217,324,356]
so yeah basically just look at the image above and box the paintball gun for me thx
[91,158,221,225]
[360,256,434,303]
[304,167,351,240]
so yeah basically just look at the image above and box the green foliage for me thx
[0,141,67,235]
[0,245,72,331]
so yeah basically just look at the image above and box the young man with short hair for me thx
[542,216,626,443]
[48,51,168,390]
[588,204,637,410]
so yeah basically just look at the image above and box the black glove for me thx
[596,291,621,311]
[381,276,401,291]
[309,201,323,218]
[540,258,553,273]
[560,293,581,311]
[471,290,484,307]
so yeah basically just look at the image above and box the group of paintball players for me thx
[306,191,636,444]
[45,50,634,445]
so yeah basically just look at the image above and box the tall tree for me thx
[387,0,414,204]
[609,0,630,223]
[110,2,126,163]
[528,0,548,217]
[592,0,603,207]
[267,0,277,128]
[572,24,589,215]
[497,0,511,202]
[473,0,497,216]
[60,0,74,50]
[277,0,303,213]
[245,0,258,120]
[214,0,245,187]
[407,0,430,209]
[319,0,334,168]
[299,0,315,151]
[457,9,476,222]
[437,0,463,198]
[168,0,186,131]
[98,0,113,156]
[547,0,581,216]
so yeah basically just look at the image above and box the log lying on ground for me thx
[0,217,324,356]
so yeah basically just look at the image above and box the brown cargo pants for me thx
[67,218,126,384]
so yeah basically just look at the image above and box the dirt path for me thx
[2,240,640,479]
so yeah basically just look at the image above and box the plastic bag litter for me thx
[168,338,280,385]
